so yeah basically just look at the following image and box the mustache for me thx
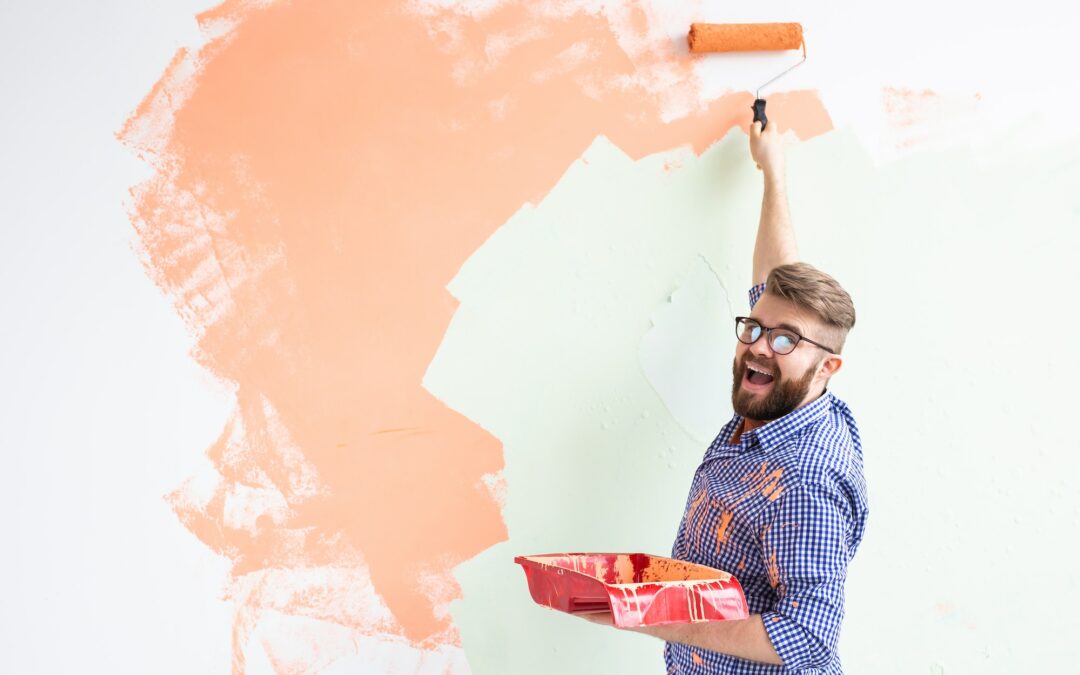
[741,355,778,373]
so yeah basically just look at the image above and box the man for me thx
[583,117,868,673]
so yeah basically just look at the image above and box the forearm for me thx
[752,168,799,286]
[636,614,783,666]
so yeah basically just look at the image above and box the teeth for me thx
[747,364,772,376]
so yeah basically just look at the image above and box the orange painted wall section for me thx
[120,0,832,661]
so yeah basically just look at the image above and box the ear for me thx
[818,354,842,380]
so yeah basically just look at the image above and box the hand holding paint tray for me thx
[514,553,748,628]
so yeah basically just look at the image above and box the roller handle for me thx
[752,98,768,130]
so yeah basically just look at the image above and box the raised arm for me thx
[749,120,799,286]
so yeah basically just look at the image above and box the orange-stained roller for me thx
[688,22,804,54]
[687,22,807,130]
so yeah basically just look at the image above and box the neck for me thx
[731,417,764,444]
[742,417,767,434]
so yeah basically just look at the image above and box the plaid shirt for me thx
[664,283,868,674]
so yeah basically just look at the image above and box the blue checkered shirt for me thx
[664,283,868,674]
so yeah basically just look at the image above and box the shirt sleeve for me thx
[758,482,852,670]
[749,283,766,309]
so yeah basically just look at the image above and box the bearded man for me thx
[584,115,868,675]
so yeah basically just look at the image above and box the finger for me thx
[751,120,762,138]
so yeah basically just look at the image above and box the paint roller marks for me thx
[120,0,834,666]
[428,132,804,673]
[435,121,1080,670]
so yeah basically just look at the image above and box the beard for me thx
[731,354,820,422]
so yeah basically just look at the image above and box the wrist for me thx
[763,167,785,188]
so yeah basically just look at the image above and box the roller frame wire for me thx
[756,41,808,99]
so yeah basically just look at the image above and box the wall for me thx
[2,0,1078,673]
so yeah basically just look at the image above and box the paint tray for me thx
[514,552,748,628]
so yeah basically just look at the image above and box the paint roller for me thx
[687,23,807,129]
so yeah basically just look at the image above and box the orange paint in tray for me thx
[515,553,748,628]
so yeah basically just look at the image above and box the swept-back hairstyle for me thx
[765,262,856,353]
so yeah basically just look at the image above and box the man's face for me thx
[731,293,837,422]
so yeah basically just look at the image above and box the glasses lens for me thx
[770,330,799,354]
[736,318,761,344]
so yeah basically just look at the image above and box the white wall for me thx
[0,2,233,672]
[2,1,1077,673]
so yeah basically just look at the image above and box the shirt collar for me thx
[710,390,834,457]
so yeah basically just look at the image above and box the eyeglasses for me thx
[734,316,837,355]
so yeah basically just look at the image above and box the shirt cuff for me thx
[760,611,833,671]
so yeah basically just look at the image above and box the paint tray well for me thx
[514,552,748,628]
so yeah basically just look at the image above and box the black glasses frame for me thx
[734,316,838,355]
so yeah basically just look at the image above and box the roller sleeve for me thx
[688,22,803,53]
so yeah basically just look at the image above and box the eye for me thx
[772,331,797,352]
[738,320,761,342]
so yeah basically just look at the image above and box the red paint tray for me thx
[514,552,748,628]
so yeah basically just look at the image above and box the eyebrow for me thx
[748,317,805,335]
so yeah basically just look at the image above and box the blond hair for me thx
[765,262,856,353]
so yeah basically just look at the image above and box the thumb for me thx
[751,120,762,138]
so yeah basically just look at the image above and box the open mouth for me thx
[743,363,775,389]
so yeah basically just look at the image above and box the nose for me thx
[750,330,775,359]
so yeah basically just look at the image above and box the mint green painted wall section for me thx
[425,125,1080,673]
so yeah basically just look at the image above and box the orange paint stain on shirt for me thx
[691,651,704,666]
[119,0,834,660]
[686,489,707,521]
[765,548,781,590]
[714,510,734,553]
[685,489,709,552]
[741,461,785,502]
